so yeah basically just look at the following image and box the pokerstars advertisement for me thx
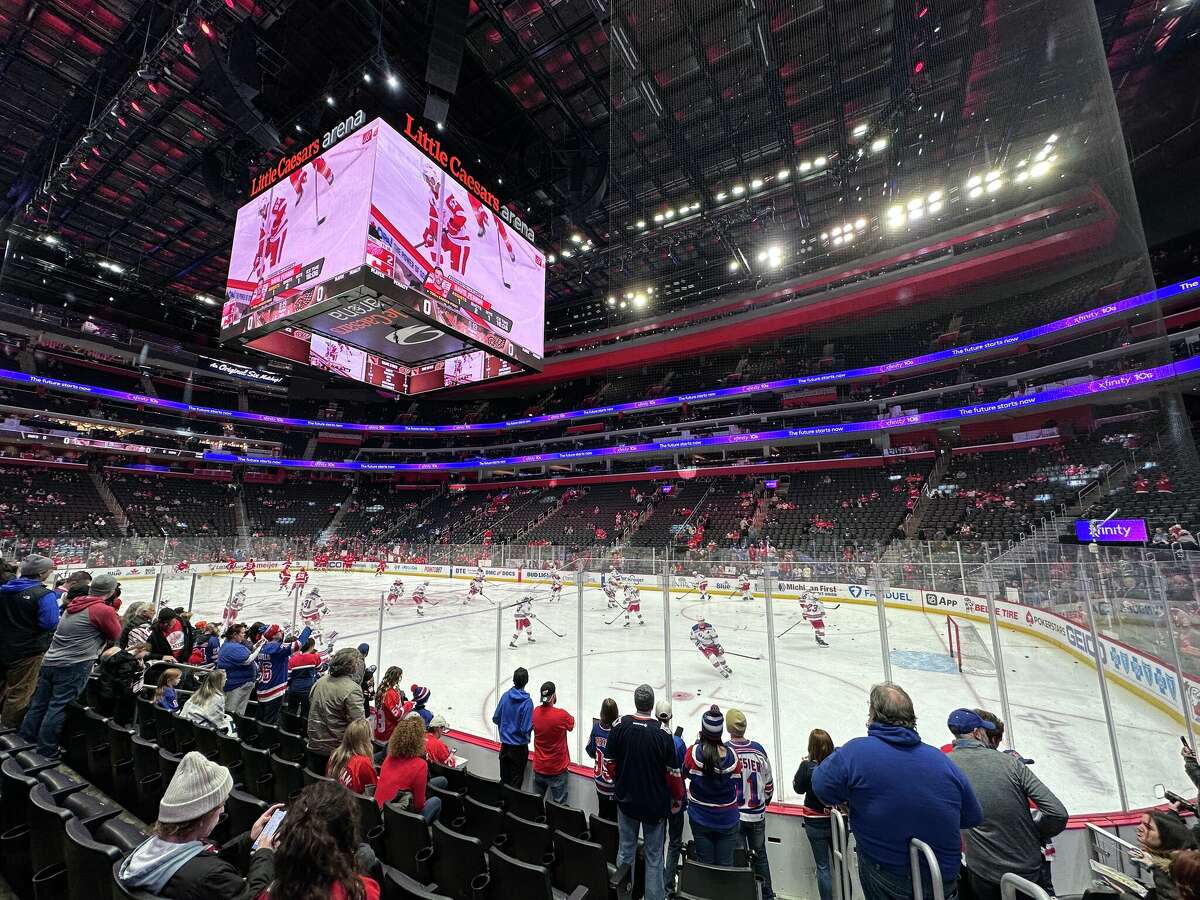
[222,126,380,339]
[365,117,546,360]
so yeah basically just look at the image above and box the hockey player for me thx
[602,576,619,609]
[411,581,429,616]
[225,557,237,573]
[175,560,190,575]
[465,577,483,605]
[799,592,829,647]
[241,558,257,581]
[550,570,563,601]
[278,566,291,592]
[375,558,387,576]
[509,595,536,648]
[691,616,732,678]
[300,587,330,641]
[290,566,310,601]
[222,588,247,633]
[385,578,405,612]
[694,570,710,602]
[314,550,329,571]
[739,572,752,602]
[623,584,645,628]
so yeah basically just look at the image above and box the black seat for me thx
[552,830,614,900]
[462,769,502,807]
[428,760,466,793]
[417,821,487,900]
[502,782,546,821]
[226,788,268,837]
[427,782,466,825]
[191,722,221,761]
[157,747,182,786]
[151,706,178,753]
[93,819,148,853]
[134,698,157,742]
[106,720,136,810]
[281,709,305,736]
[171,715,198,754]
[677,858,760,900]
[379,863,453,900]
[382,802,430,879]
[62,701,89,771]
[28,782,73,895]
[502,811,554,866]
[303,766,336,787]
[305,747,332,776]
[269,751,304,803]
[545,799,588,839]
[353,790,382,836]
[487,845,588,900]
[217,733,244,781]
[131,736,163,823]
[240,743,274,803]
[455,795,505,849]
[64,817,122,900]
[586,814,619,864]
[276,729,306,763]
[231,713,258,744]
[253,722,280,752]
[0,731,36,757]
[82,709,113,791]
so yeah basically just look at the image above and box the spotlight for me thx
[871,137,888,152]
[813,156,827,168]
[436,121,444,131]
[326,95,335,106]
[571,233,583,243]
[729,260,740,271]
[799,161,812,173]
[777,168,790,179]
[363,71,372,83]
[198,19,215,38]
[731,184,745,196]
[751,178,764,189]
[715,192,727,201]
[968,186,984,199]
[386,73,400,89]
[855,218,867,230]
[636,220,646,229]
[852,123,869,137]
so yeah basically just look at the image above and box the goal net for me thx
[946,616,998,676]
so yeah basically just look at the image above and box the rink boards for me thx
[73,557,1199,728]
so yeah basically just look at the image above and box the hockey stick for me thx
[777,619,807,639]
[313,166,327,226]
[533,615,563,638]
[495,215,512,289]
[605,607,628,626]
[725,651,762,661]
[673,584,699,602]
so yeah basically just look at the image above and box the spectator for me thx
[190,622,220,666]
[727,708,775,899]
[218,623,263,717]
[147,607,193,662]
[655,698,688,895]
[947,708,1068,900]
[1136,811,1198,900]
[604,683,684,900]
[585,697,619,819]
[286,636,324,717]
[492,666,533,787]
[794,729,836,900]
[1171,849,1200,900]
[180,669,234,734]
[20,572,121,757]
[425,714,453,766]
[262,781,381,900]
[255,624,304,725]
[117,751,279,898]
[156,667,183,712]
[373,666,407,743]
[328,718,378,795]
[682,705,742,865]
[96,639,148,725]
[811,683,982,900]
[532,680,575,803]
[118,600,154,650]
[0,554,60,727]
[307,647,366,769]
[410,683,433,726]
[376,716,448,823]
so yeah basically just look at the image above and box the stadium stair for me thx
[89,473,129,535]
[902,452,950,538]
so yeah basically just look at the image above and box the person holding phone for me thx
[1182,737,1200,793]
[118,751,281,898]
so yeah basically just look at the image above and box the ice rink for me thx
[138,569,1184,814]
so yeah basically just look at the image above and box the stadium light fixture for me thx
[751,178,764,190]
[729,260,740,271]
[757,251,768,262]
[852,123,869,137]
[41,234,59,245]
[690,202,700,211]
[547,254,556,263]
[731,184,745,196]
[968,185,984,199]
[966,175,982,189]
[633,293,647,307]
[778,168,790,180]
[561,249,572,258]
[799,160,812,173]
[636,220,646,229]
[653,213,663,222]
[607,296,616,306]
[813,156,827,168]
[363,72,372,83]
[832,235,844,246]
[928,200,944,213]
[715,191,727,201]
[678,206,690,216]
[664,209,674,219]
[871,137,888,152]
[907,198,923,211]
[985,170,1003,182]
[571,233,583,243]
[908,206,924,221]
[855,218,867,230]
[986,178,1003,193]
[619,301,627,309]
[927,190,943,203]
[386,73,400,89]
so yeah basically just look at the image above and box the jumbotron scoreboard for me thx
[220,112,545,395]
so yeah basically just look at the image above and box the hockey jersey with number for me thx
[691,622,720,647]
[801,598,826,620]
[514,598,532,619]
[255,627,311,703]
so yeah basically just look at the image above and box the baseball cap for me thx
[91,573,119,595]
[725,708,747,733]
[655,698,673,722]
[540,681,556,703]
[19,554,55,579]
[947,708,997,735]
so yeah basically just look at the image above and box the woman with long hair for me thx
[265,781,380,900]
[585,698,619,818]
[375,716,447,823]
[180,668,233,733]
[681,705,742,865]
[328,718,378,795]
[372,666,407,742]
[1135,810,1198,900]
[794,728,836,900]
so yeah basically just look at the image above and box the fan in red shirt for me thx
[326,719,378,795]
[425,714,454,766]
[531,680,576,804]
[373,666,410,742]
[376,718,449,823]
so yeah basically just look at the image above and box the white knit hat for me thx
[158,752,234,824]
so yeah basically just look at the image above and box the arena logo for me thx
[923,592,962,609]
[248,110,365,197]
[1023,609,1067,637]
[385,324,445,346]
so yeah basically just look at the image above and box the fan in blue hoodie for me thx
[811,683,982,900]
[492,667,533,787]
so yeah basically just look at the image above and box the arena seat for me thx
[486,844,589,900]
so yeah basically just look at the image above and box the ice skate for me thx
[817,636,829,647]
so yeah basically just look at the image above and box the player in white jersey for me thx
[385,578,405,612]
[411,581,428,616]
[222,588,247,633]
[693,570,710,601]
[509,595,536,647]
[603,577,619,609]
[550,570,563,601]
[622,584,645,627]
[799,593,829,647]
[300,587,330,641]
[739,572,752,602]
[691,616,732,678]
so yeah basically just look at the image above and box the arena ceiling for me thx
[0,0,1195,347]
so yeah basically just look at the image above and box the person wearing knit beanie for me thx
[683,704,742,866]
[118,751,280,897]
[411,684,434,726]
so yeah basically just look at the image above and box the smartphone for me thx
[253,808,286,850]
[674,726,683,739]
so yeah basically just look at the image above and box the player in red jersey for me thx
[278,568,292,592]
[375,558,387,576]
[290,567,310,601]
[241,558,257,581]
[225,557,237,572]
[175,560,190,574]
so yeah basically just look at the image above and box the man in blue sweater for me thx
[0,555,61,727]
[492,667,533,787]
[812,683,982,900]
